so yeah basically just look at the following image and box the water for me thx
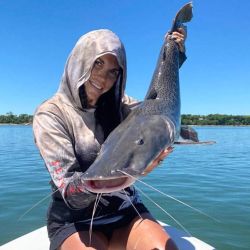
[0,125,249,249]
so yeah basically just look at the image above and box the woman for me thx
[33,28,186,250]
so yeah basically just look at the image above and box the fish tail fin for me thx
[171,2,193,32]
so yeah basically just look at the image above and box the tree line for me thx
[181,114,250,126]
[0,112,250,125]
[0,112,33,124]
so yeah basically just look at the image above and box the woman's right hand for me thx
[142,146,174,175]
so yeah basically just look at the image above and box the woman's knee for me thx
[109,213,179,250]
[130,215,178,250]
[59,231,108,250]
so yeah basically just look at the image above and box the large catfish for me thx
[82,2,193,193]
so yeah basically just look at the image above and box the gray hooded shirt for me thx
[33,30,139,211]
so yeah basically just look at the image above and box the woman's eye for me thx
[94,60,102,67]
[109,70,119,79]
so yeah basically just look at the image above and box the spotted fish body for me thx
[82,3,193,193]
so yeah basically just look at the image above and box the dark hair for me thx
[79,74,123,139]
[79,85,88,110]
[95,84,122,139]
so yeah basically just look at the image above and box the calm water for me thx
[0,125,249,249]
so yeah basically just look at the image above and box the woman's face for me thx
[84,54,120,107]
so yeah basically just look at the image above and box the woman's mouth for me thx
[90,80,102,91]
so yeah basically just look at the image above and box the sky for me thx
[0,0,249,115]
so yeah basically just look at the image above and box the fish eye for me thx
[135,138,144,145]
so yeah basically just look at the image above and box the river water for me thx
[0,125,249,249]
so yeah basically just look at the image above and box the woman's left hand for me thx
[166,27,187,53]
[142,146,174,175]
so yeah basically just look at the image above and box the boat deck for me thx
[0,222,215,250]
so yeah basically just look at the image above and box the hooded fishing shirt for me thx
[33,29,143,219]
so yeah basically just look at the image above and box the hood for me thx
[57,29,127,110]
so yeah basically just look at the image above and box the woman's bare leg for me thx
[59,231,109,250]
[108,213,178,250]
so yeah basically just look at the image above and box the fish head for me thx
[82,114,173,193]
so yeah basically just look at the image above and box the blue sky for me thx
[0,0,249,115]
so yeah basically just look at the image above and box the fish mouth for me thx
[84,176,135,193]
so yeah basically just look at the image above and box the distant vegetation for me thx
[0,112,250,125]
[181,114,250,126]
[0,112,33,124]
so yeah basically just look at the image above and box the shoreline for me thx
[0,123,32,126]
[191,124,250,127]
[0,123,249,127]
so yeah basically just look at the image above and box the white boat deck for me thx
[0,222,215,250]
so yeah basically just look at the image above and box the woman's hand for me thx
[142,146,174,175]
[166,27,187,53]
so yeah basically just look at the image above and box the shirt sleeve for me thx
[33,104,96,209]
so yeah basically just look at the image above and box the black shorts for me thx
[48,201,149,250]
